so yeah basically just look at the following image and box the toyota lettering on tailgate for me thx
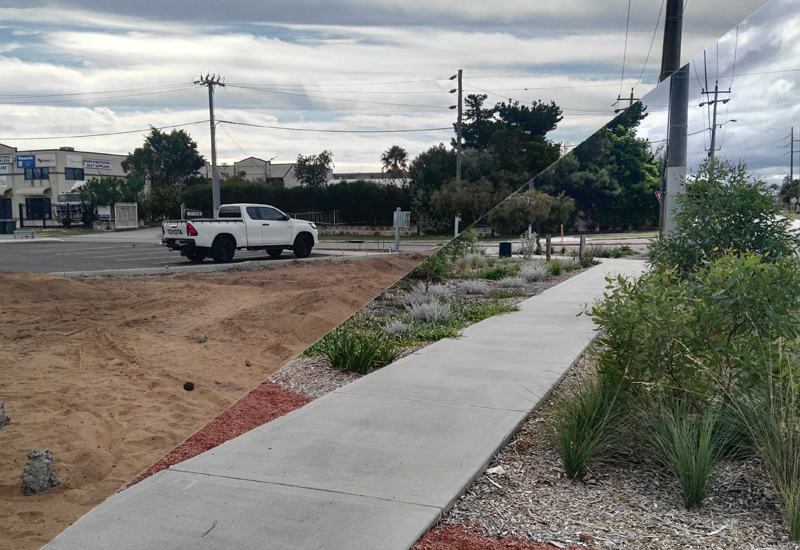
[166,227,184,236]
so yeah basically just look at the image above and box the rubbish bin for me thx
[499,241,512,258]
[5,220,17,234]
[0,221,6,235]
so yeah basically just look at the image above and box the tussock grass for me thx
[554,377,622,480]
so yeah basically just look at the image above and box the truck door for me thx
[243,206,264,246]
[258,206,293,245]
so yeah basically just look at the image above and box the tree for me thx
[294,150,334,188]
[431,177,511,227]
[122,127,205,219]
[535,102,659,231]
[79,175,145,206]
[408,143,457,234]
[649,158,800,278]
[779,175,799,210]
[457,95,562,175]
[380,145,409,184]
[487,190,573,237]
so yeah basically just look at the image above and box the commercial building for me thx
[201,157,301,188]
[201,156,332,188]
[0,143,127,224]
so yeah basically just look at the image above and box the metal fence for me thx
[287,210,341,225]
[114,202,138,229]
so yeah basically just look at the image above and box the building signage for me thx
[36,154,56,167]
[0,165,9,175]
[96,205,111,220]
[66,154,83,168]
[84,159,112,170]
[17,155,35,168]
[0,154,11,165]
[0,176,7,188]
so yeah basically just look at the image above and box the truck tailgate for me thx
[163,220,188,237]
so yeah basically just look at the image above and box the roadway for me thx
[0,241,395,275]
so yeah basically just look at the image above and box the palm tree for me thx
[380,145,409,183]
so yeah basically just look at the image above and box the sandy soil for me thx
[0,255,423,550]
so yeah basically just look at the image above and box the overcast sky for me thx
[0,0,772,172]
[637,0,800,187]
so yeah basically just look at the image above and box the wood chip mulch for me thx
[437,355,800,550]
[123,380,311,489]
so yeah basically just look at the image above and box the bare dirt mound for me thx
[0,255,422,550]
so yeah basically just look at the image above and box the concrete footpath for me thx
[44,258,647,550]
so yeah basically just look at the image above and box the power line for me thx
[0,120,209,141]
[0,86,197,105]
[216,119,451,133]
[618,0,632,99]
[226,83,450,110]
[230,78,445,88]
[0,83,193,99]
[636,0,666,90]
[217,123,250,159]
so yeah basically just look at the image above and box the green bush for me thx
[408,251,451,282]
[479,265,519,280]
[649,158,799,278]
[590,252,800,404]
[554,376,622,480]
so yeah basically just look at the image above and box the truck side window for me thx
[246,206,262,220]
[218,206,242,218]
[261,207,286,221]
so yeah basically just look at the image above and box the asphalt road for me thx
[0,241,337,274]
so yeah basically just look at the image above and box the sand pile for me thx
[0,255,422,550]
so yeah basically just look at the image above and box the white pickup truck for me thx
[161,203,319,263]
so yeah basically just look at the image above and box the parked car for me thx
[161,204,318,263]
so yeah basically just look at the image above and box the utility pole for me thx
[659,0,683,83]
[700,81,731,159]
[614,88,639,113]
[449,70,463,181]
[195,74,225,218]
[658,0,687,236]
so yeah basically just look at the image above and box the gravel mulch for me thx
[437,355,799,550]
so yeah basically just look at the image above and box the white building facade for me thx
[202,156,332,188]
[0,143,126,223]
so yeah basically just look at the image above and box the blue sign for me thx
[16,155,35,168]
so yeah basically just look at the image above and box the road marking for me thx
[85,250,168,259]
[30,245,137,254]
[113,254,174,262]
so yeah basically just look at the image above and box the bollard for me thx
[579,235,586,261]
[545,234,551,261]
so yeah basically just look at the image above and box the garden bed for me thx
[432,354,796,550]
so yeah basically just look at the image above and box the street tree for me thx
[294,150,334,187]
[122,127,205,219]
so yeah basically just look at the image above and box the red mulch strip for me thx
[125,380,311,488]
[414,525,593,550]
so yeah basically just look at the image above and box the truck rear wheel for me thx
[211,236,236,263]
[293,234,313,259]
[185,248,207,263]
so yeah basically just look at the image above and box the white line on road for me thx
[85,250,168,259]
[30,245,144,254]
[114,254,175,262]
